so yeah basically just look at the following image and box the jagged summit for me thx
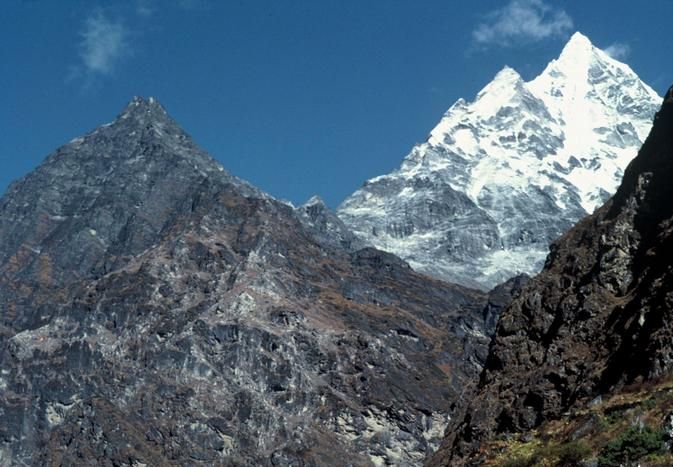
[338,33,661,289]
[72,96,178,141]
[112,96,173,127]
[57,97,249,187]
[123,95,166,112]
[471,66,524,105]
[302,195,326,207]
[0,97,259,328]
[549,31,603,81]
[492,65,522,82]
[477,66,524,101]
[499,65,520,80]
[559,31,594,55]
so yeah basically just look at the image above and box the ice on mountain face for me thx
[338,32,661,290]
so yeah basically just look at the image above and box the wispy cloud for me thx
[136,0,156,17]
[79,10,130,76]
[604,42,631,60]
[472,0,573,48]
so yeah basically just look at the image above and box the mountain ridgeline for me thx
[0,97,523,466]
[338,32,660,290]
[0,32,669,467]
[429,84,673,466]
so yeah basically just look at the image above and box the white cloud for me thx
[79,11,130,76]
[473,0,573,47]
[604,42,631,60]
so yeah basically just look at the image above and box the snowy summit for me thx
[338,32,661,289]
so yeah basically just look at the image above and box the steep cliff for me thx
[429,84,673,466]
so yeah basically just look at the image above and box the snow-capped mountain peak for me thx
[559,31,594,57]
[479,66,523,94]
[469,66,526,117]
[338,32,661,290]
[531,32,659,112]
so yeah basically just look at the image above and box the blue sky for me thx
[2,0,671,207]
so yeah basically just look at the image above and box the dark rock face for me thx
[0,97,260,331]
[0,98,503,466]
[429,85,673,466]
[295,195,364,252]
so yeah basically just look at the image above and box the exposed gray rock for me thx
[295,195,364,251]
[0,97,511,466]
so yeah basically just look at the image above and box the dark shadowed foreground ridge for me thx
[429,84,673,465]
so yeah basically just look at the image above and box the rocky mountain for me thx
[338,32,661,290]
[428,84,673,466]
[0,97,514,466]
[294,195,365,251]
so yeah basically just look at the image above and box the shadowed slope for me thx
[429,84,673,466]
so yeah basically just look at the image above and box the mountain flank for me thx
[428,84,673,466]
[338,32,660,289]
[0,97,515,466]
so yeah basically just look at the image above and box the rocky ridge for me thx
[0,98,512,466]
[338,32,661,289]
[294,195,365,252]
[428,84,673,466]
